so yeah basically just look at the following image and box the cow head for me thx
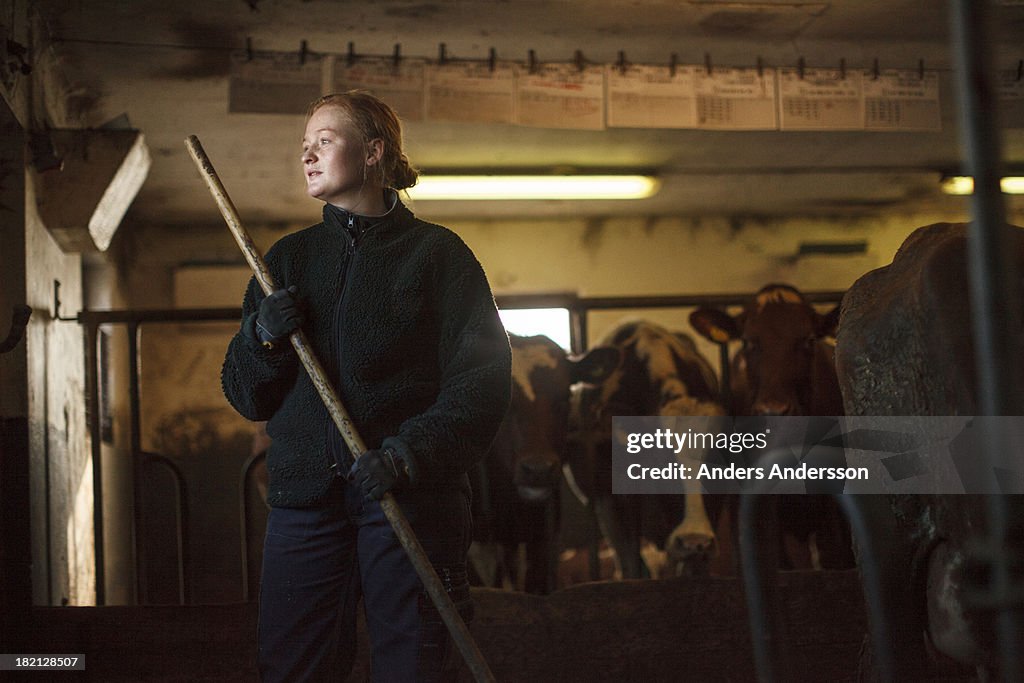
[564,377,627,507]
[565,322,724,506]
[498,335,619,503]
[691,284,842,416]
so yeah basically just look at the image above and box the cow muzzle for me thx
[665,508,718,577]
[514,458,559,502]
[751,400,796,416]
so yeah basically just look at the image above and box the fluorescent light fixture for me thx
[940,175,1024,195]
[406,174,660,200]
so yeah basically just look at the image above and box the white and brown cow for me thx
[566,320,725,579]
[689,284,855,572]
[472,333,618,593]
[836,222,1024,679]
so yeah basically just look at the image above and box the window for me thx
[498,308,571,351]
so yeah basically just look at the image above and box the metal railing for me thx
[78,308,238,606]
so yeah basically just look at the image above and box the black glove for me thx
[256,285,304,347]
[348,448,411,500]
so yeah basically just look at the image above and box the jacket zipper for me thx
[327,214,361,475]
[336,214,359,348]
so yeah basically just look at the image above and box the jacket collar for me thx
[322,189,411,242]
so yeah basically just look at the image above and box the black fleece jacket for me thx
[221,198,512,508]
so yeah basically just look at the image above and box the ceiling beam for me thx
[34,129,151,252]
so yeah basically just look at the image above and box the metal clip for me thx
[52,280,77,322]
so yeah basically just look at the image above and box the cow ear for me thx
[690,308,741,344]
[571,346,621,384]
[816,304,841,338]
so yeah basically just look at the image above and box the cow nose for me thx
[517,458,558,485]
[752,401,793,416]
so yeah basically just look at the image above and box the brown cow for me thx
[566,320,725,579]
[690,284,854,571]
[472,333,618,593]
[691,284,843,418]
[836,222,1024,679]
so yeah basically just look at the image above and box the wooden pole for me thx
[185,135,496,683]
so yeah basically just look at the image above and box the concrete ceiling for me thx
[31,0,1024,227]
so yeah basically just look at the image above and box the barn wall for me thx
[129,205,1024,455]
[453,211,971,348]
[127,207,993,458]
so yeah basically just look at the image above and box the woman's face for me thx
[301,105,372,209]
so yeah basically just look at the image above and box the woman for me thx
[221,90,512,682]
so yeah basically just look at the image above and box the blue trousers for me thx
[258,478,473,682]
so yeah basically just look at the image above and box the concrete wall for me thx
[130,204,1024,465]
[452,210,979,354]
[156,206,1018,352]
